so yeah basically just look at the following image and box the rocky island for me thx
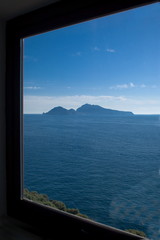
[44,104,134,116]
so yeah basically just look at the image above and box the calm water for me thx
[24,114,160,239]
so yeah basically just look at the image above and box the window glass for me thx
[23,3,160,239]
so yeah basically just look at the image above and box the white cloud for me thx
[24,94,160,114]
[140,84,146,88]
[110,82,135,90]
[130,82,135,88]
[72,51,82,56]
[106,48,116,53]
[24,95,127,114]
[93,46,100,51]
[121,97,160,114]
[24,55,38,62]
[24,86,41,90]
[110,83,159,90]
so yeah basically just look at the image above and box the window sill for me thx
[0,216,44,240]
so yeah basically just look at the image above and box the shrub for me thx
[125,229,146,237]
[67,208,80,215]
[24,189,89,219]
[51,200,66,211]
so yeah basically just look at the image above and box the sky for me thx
[24,3,160,114]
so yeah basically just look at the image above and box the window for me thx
[6,1,159,239]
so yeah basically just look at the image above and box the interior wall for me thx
[0,19,6,217]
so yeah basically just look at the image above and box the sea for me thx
[24,114,160,240]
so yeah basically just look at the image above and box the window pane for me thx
[23,3,160,239]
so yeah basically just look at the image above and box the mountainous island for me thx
[44,104,134,116]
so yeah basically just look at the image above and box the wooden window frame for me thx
[6,0,158,238]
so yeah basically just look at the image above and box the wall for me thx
[0,19,6,217]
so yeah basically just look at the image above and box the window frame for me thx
[6,0,159,239]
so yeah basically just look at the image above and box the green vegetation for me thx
[24,189,147,238]
[24,189,89,219]
[125,229,147,237]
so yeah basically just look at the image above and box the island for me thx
[45,106,76,115]
[44,104,134,116]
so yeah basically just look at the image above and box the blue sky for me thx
[24,3,160,114]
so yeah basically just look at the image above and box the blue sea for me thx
[24,114,160,240]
